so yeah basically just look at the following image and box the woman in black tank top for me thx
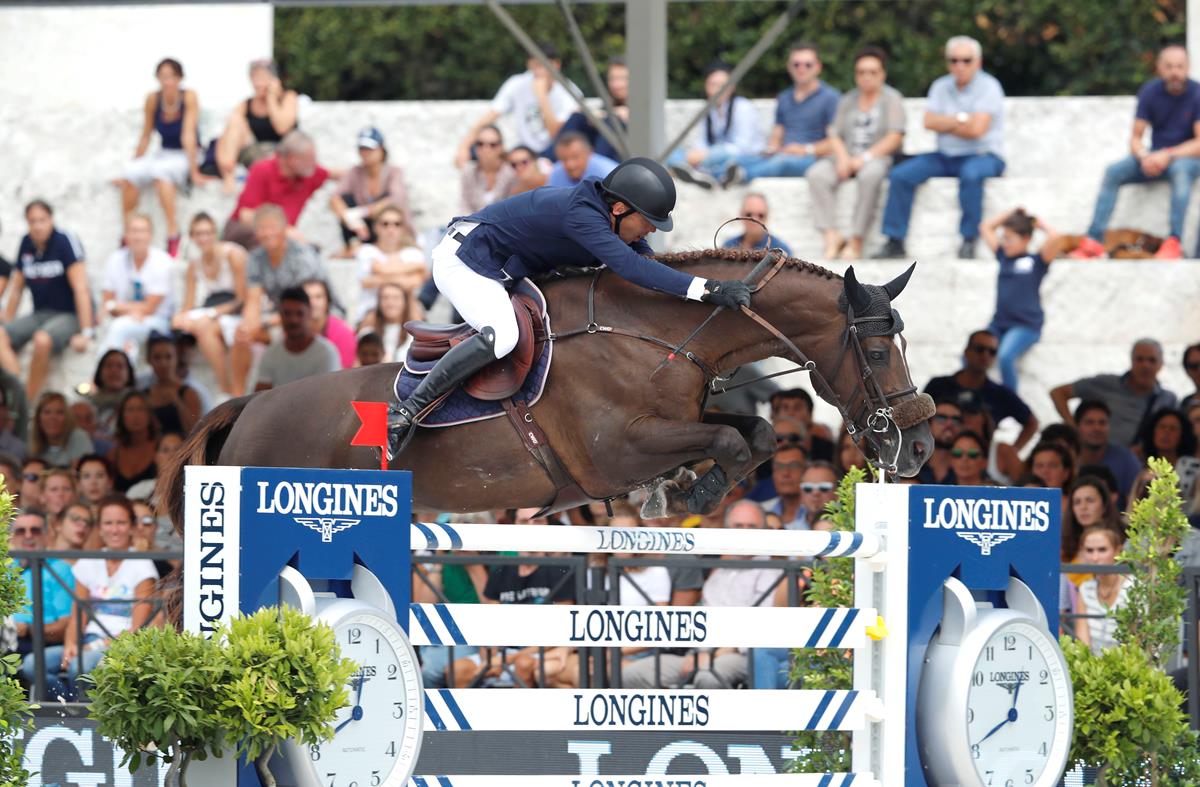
[214,58,299,193]
[143,335,201,436]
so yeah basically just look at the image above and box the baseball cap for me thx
[357,127,385,150]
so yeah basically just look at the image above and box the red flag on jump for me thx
[351,401,389,470]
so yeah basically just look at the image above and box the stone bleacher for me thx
[0,95,1196,434]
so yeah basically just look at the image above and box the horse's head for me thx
[825,264,934,477]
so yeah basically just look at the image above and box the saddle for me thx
[404,280,549,401]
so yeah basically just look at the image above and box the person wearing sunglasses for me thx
[925,328,1040,453]
[762,444,808,529]
[11,508,76,700]
[797,463,840,528]
[506,145,548,196]
[720,193,793,257]
[917,399,964,485]
[948,431,994,487]
[873,35,1006,261]
[1181,343,1200,412]
[722,42,839,186]
[461,125,517,215]
[330,127,411,256]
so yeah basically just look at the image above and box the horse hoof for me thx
[640,468,698,519]
[686,465,728,515]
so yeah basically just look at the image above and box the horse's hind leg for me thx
[627,416,754,517]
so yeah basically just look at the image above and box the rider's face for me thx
[613,206,656,244]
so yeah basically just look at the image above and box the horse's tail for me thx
[158,395,252,538]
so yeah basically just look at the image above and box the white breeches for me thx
[431,224,520,358]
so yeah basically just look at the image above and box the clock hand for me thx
[1010,677,1023,711]
[334,675,366,733]
[976,715,1011,746]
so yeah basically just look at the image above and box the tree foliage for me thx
[275,0,1182,101]
[0,485,34,786]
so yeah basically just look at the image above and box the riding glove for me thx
[701,279,752,309]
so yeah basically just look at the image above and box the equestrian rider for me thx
[387,157,753,456]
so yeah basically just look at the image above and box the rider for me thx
[387,156,752,456]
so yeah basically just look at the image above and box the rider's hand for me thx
[701,279,751,309]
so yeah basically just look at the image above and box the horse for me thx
[160,248,934,527]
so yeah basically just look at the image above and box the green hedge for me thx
[275,0,1184,101]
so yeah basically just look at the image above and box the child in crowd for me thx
[978,208,1065,393]
[1072,525,1128,655]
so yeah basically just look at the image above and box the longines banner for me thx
[23,719,805,786]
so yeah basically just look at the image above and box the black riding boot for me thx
[387,328,497,458]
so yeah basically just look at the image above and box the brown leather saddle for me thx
[404,283,549,401]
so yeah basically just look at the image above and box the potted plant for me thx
[217,606,357,787]
[86,627,226,786]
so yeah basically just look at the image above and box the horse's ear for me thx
[843,266,872,314]
[882,262,917,301]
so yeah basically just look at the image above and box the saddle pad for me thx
[392,311,553,429]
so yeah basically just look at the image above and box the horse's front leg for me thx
[626,416,754,517]
[700,412,775,484]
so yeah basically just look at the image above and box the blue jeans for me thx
[1086,154,1200,241]
[751,647,792,689]
[734,152,817,181]
[881,152,1006,241]
[20,645,69,701]
[64,633,106,700]
[666,143,741,179]
[420,645,478,688]
[991,325,1041,392]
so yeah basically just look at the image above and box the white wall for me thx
[0,4,272,114]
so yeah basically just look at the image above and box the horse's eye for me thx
[869,348,889,364]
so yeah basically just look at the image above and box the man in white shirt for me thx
[99,213,176,361]
[253,286,340,391]
[455,43,579,166]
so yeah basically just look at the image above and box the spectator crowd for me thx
[2,33,1199,699]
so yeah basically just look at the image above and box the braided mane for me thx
[650,248,840,280]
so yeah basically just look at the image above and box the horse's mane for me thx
[651,247,841,280]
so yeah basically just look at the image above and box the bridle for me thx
[550,226,922,474]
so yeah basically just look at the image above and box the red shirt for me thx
[230,157,330,226]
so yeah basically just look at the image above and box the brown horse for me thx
[161,249,933,526]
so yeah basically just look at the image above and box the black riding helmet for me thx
[599,157,676,232]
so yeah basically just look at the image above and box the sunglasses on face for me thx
[951,448,983,459]
[476,140,502,148]
[510,158,532,169]
[933,414,963,424]
[969,344,998,356]
[12,527,43,536]
[22,473,40,482]
[775,433,803,445]
[947,57,975,65]
[65,513,93,526]
[801,482,835,493]
[744,212,768,220]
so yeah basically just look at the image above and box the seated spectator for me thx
[981,210,1064,391]
[172,213,247,398]
[356,332,384,367]
[0,453,19,495]
[948,430,994,486]
[609,504,671,605]
[85,350,137,438]
[1181,342,1200,411]
[230,205,328,395]
[330,127,411,255]
[53,502,96,555]
[69,400,112,457]
[667,61,764,189]
[1072,46,1200,260]
[747,415,807,500]
[769,389,833,453]
[39,467,77,529]
[806,46,905,260]
[954,391,1022,483]
[0,200,95,399]
[61,495,159,698]
[1072,526,1129,654]
[874,36,1005,260]
[76,454,115,510]
[460,125,517,214]
[1138,408,1200,500]
[302,279,354,368]
[796,462,839,526]
[763,444,807,528]
[918,399,963,484]
[99,213,176,362]
[1050,338,1178,446]
[1062,476,1123,586]
[253,287,340,391]
[363,282,419,364]
[354,206,429,326]
[143,334,201,435]
[11,508,75,701]
[125,431,184,505]
[107,391,160,494]
[559,57,629,160]
[547,131,618,187]
[1025,441,1075,508]
[214,59,299,194]
[835,429,866,477]
[129,499,173,580]
[113,58,202,256]
[455,44,577,166]
[29,392,93,468]
[506,145,549,195]
[18,458,46,509]
[721,193,793,256]
[0,388,27,460]
[1188,400,1200,446]
[725,42,838,185]
[0,367,29,443]
[925,330,1039,448]
[223,131,331,249]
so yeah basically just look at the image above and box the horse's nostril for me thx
[912,440,928,457]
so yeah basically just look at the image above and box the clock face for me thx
[966,620,1072,787]
[308,610,423,787]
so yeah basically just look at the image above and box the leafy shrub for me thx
[0,486,34,786]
